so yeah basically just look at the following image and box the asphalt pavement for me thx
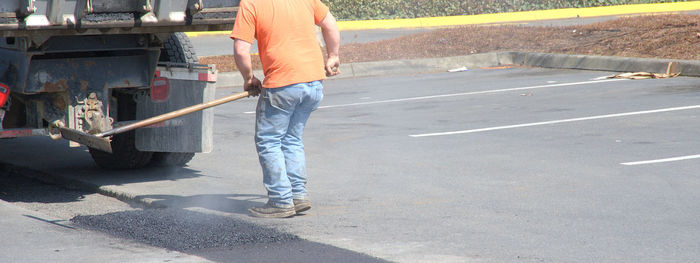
[3,6,700,262]
[2,66,700,262]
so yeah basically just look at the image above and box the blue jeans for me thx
[255,81,323,206]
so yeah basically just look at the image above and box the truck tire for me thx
[88,93,153,169]
[150,32,198,167]
[160,32,198,63]
[150,152,195,167]
[88,132,154,169]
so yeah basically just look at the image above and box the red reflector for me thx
[198,73,217,82]
[150,77,169,102]
[0,129,33,138]
[0,83,9,107]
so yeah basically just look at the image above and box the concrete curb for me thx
[510,52,700,77]
[217,52,700,88]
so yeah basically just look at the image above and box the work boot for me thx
[249,201,296,218]
[293,198,311,213]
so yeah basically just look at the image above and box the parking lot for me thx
[2,67,700,262]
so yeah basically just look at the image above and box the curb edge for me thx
[217,52,700,88]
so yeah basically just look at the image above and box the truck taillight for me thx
[0,83,9,107]
[151,77,170,102]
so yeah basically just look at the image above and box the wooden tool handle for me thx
[97,91,251,138]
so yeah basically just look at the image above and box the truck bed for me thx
[0,0,237,36]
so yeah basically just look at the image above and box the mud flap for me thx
[134,63,216,153]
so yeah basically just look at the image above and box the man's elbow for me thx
[318,13,338,31]
[233,49,247,59]
[233,39,252,57]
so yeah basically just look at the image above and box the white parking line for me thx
[243,79,624,114]
[621,154,700,166]
[410,105,700,137]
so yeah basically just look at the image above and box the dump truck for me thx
[0,0,238,169]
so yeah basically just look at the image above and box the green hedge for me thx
[323,0,690,20]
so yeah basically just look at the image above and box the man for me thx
[230,0,340,218]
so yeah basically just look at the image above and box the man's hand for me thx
[318,12,340,77]
[325,55,340,77]
[244,76,262,97]
[233,39,261,97]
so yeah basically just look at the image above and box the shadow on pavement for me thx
[135,193,266,215]
[69,165,207,186]
[0,164,88,204]
[0,136,210,185]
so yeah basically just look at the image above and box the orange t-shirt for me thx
[230,0,329,88]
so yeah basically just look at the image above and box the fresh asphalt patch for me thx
[71,209,388,263]
[71,209,300,251]
[1,165,387,263]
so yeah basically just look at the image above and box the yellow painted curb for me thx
[186,1,700,36]
[338,2,700,30]
[186,31,231,37]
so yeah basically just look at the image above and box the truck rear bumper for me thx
[0,128,48,139]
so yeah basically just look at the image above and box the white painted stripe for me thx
[320,79,624,109]
[621,154,700,166]
[242,79,624,114]
[410,105,700,137]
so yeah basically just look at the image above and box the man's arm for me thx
[317,12,340,76]
[233,39,261,95]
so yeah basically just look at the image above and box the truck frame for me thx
[0,0,238,169]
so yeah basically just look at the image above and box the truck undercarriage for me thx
[0,0,236,169]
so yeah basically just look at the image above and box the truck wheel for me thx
[151,32,199,167]
[88,92,153,169]
[88,132,154,169]
[160,32,198,63]
[150,152,195,167]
